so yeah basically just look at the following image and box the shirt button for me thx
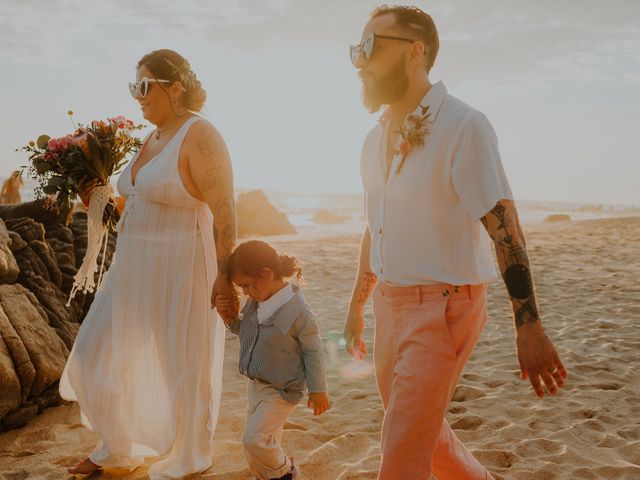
[379,228,383,234]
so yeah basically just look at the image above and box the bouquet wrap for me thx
[67,184,114,305]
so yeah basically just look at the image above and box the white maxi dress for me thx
[60,116,226,479]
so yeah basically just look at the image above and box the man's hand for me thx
[307,392,330,416]
[211,275,238,322]
[516,322,567,398]
[343,308,367,360]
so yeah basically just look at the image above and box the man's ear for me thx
[409,41,426,69]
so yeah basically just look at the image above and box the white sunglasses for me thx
[128,77,171,99]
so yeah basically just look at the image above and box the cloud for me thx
[2,0,638,82]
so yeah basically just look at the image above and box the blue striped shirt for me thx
[227,285,328,404]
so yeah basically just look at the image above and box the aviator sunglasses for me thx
[349,32,416,66]
[128,77,171,99]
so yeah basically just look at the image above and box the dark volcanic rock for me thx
[0,402,38,430]
[0,202,117,431]
[0,330,21,418]
[0,200,72,227]
[0,220,19,283]
[0,284,69,397]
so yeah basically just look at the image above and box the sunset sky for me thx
[2,0,639,205]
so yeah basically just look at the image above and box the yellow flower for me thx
[68,110,74,116]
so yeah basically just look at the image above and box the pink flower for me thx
[47,138,58,150]
[57,136,70,150]
[109,116,135,131]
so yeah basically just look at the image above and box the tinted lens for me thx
[139,78,148,97]
[350,45,360,66]
[363,33,374,59]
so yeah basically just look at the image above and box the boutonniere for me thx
[395,104,431,175]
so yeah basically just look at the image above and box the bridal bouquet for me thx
[21,112,144,303]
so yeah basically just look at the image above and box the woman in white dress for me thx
[60,49,239,479]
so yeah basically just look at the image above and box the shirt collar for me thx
[379,80,448,126]
[257,283,294,323]
[260,284,306,334]
[240,284,306,334]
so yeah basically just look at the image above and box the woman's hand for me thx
[211,275,239,322]
[215,294,240,326]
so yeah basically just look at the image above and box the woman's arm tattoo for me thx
[196,134,236,273]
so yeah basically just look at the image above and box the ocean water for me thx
[266,191,639,237]
[16,178,639,238]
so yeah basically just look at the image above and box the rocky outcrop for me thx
[0,201,116,431]
[237,190,296,237]
[0,219,19,284]
[544,214,571,222]
[312,209,351,225]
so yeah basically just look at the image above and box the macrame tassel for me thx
[67,185,113,306]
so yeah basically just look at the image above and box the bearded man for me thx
[343,6,567,479]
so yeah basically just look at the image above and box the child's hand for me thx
[307,392,330,416]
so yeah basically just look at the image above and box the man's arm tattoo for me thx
[197,136,237,273]
[356,272,377,303]
[481,201,539,327]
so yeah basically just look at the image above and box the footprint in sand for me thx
[447,405,467,414]
[514,438,566,457]
[483,379,507,388]
[618,441,640,465]
[450,415,485,431]
[581,419,606,432]
[617,428,640,441]
[452,385,486,402]
[596,434,626,448]
[283,420,307,431]
[473,449,519,469]
[0,471,29,480]
[590,382,622,391]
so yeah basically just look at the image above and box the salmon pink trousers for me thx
[373,282,495,480]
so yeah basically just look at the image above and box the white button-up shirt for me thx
[361,81,513,286]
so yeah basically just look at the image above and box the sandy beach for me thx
[1,216,639,480]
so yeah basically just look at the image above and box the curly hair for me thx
[371,5,439,73]
[137,49,207,111]
[228,240,303,282]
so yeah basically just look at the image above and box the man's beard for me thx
[362,57,409,113]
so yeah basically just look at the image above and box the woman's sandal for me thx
[68,457,101,475]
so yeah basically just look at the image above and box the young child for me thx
[216,240,330,480]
